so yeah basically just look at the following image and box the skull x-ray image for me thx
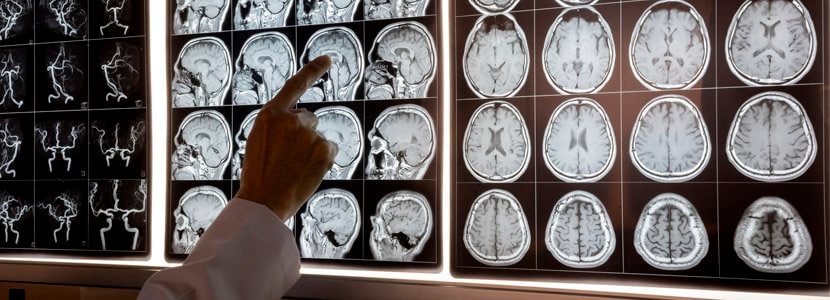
[233,0,293,29]
[231,109,258,180]
[370,191,432,261]
[0,119,24,179]
[35,118,86,176]
[300,188,361,259]
[0,48,26,110]
[366,104,435,180]
[296,0,359,25]
[630,0,710,90]
[545,190,615,269]
[463,189,530,266]
[232,32,296,105]
[365,21,436,100]
[96,0,133,36]
[726,0,816,86]
[0,190,32,246]
[88,180,147,251]
[0,0,32,42]
[42,43,87,108]
[463,14,529,98]
[463,100,530,183]
[299,27,364,102]
[364,0,430,20]
[543,98,615,183]
[173,0,230,34]
[172,185,228,254]
[98,41,143,105]
[468,0,518,14]
[38,0,88,39]
[634,193,708,271]
[173,37,232,107]
[734,196,812,273]
[315,106,363,180]
[172,110,232,180]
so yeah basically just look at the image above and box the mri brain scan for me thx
[630,0,710,90]
[726,92,816,182]
[468,0,518,14]
[542,7,615,95]
[366,104,435,180]
[300,188,361,259]
[40,0,88,38]
[364,0,429,20]
[544,98,615,183]
[630,95,711,182]
[233,0,293,29]
[463,14,529,98]
[297,0,359,25]
[726,0,816,86]
[172,110,232,180]
[0,119,22,178]
[232,32,296,105]
[315,106,363,180]
[299,27,364,102]
[463,100,530,183]
[555,0,598,7]
[172,185,227,254]
[734,197,812,273]
[365,21,436,100]
[231,109,258,180]
[173,37,232,107]
[463,189,531,266]
[0,0,31,41]
[100,42,143,104]
[369,191,432,261]
[545,190,615,269]
[173,0,230,34]
[634,193,708,270]
[0,49,25,110]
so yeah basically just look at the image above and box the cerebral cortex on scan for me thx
[543,7,614,94]
[181,113,230,168]
[734,197,812,273]
[544,98,615,183]
[545,191,615,268]
[634,193,708,270]
[233,33,295,105]
[463,14,528,98]
[300,188,361,259]
[376,109,434,167]
[464,101,530,183]
[370,191,432,261]
[464,189,531,266]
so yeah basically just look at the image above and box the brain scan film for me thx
[545,190,615,269]
[173,0,229,34]
[726,91,816,182]
[0,192,30,244]
[231,109,258,180]
[369,191,432,261]
[0,0,32,41]
[233,0,293,29]
[297,0,359,25]
[299,27,364,102]
[463,189,531,266]
[734,197,812,273]
[232,32,296,105]
[629,0,710,90]
[364,0,429,20]
[634,193,708,271]
[300,188,361,259]
[38,192,81,244]
[40,0,88,38]
[366,104,435,180]
[98,0,132,36]
[88,180,147,250]
[468,0,518,14]
[172,185,227,254]
[315,106,363,180]
[173,37,232,107]
[365,21,436,100]
[46,44,85,105]
[463,100,530,183]
[100,42,142,104]
[91,119,146,168]
[172,110,232,180]
[543,98,615,183]
[35,121,85,173]
[630,95,711,182]
[463,14,528,98]
[726,0,816,86]
[542,7,615,95]
[0,119,22,179]
[0,49,25,110]
[555,0,598,7]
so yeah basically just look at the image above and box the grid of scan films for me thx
[454,0,827,285]
[168,0,439,264]
[0,0,149,254]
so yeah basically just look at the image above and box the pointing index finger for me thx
[268,56,332,111]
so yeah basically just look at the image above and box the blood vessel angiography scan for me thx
[0,48,25,110]
[366,104,435,180]
[370,191,432,261]
[35,120,85,173]
[91,118,146,168]
[634,193,708,271]
[88,179,147,250]
[463,100,530,183]
[543,98,615,183]
[100,42,142,104]
[172,185,227,254]
[173,37,232,107]
[173,0,230,34]
[555,0,598,7]
[0,119,22,179]
[300,188,361,259]
[315,106,363,180]
[545,190,615,269]
[233,0,293,29]
[364,0,430,20]
[468,0,518,14]
[0,191,30,244]
[39,0,88,38]
[296,0,359,25]
[299,27,363,102]
[365,21,436,100]
[37,191,81,244]
[45,44,86,105]
[0,0,32,41]
[463,189,531,266]
[172,110,232,180]
[98,0,132,36]
[734,196,812,273]
[463,14,528,98]
[232,32,296,105]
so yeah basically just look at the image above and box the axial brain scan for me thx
[366,104,435,180]
[315,106,363,180]
[172,110,232,180]
[172,185,227,254]
[463,14,529,98]
[233,0,293,29]
[370,191,432,261]
[542,7,615,95]
[463,100,530,183]
[468,0,518,14]
[365,21,436,100]
[726,0,816,86]
[232,32,296,105]
[364,0,430,20]
[734,196,812,273]
[634,193,708,271]
[630,0,710,90]
[545,190,615,269]
[297,0,359,25]
[173,37,232,107]
[231,109,258,180]
[300,188,361,259]
[0,0,31,41]
[173,0,230,34]
[299,27,364,102]
[543,98,615,183]
[555,0,598,7]
[726,91,816,182]
[463,189,531,266]
[630,95,711,182]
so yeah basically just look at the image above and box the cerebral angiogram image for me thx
[544,190,615,269]
[88,179,147,251]
[91,0,144,38]
[0,182,34,249]
[35,180,88,249]
[170,182,229,255]
[36,0,89,42]
[462,188,531,267]
[90,38,145,109]
[364,0,431,20]
[369,190,432,262]
[299,187,362,259]
[364,19,436,100]
[89,109,147,179]
[0,0,33,45]
[172,0,231,35]
[171,107,233,180]
[734,196,812,274]
[233,0,294,29]
[231,31,296,105]
[171,34,233,107]
[462,100,531,183]
[365,102,436,180]
[35,42,88,111]
[296,0,360,25]
[633,192,709,271]
[542,98,616,183]
[461,13,529,99]
[298,25,364,102]
[0,47,32,112]
[0,117,32,180]
[34,111,88,179]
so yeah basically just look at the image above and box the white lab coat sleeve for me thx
[138,199,300,300]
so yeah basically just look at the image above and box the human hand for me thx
[235,56,338,221]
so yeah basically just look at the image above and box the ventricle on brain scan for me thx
[464,189,530,266]
[173,0,230,34]
[300,188,361,259]
[543,98,615,183]
[314,106,363,180]
[173,37,232,107]
[463,100,530,183]
[545,191,615,269]
[365,21,436,100]
[299,27,364,102]
[634,193,708,271]
[172,185,227,254]
[366,104,435,180]
[370,191,432,261]
[297,0,359,25]
[364,0,430,20]
[172,110,232,180]
[734,197,812,273]
[463,14,529,98]
[232,32,296,105]
[233,0,293,30]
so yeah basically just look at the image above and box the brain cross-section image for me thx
[232,32,296,105]
[366,104,435,180]
[0,0,32,41]
[630,95,710,182]
[370,191,432,261]
[173,0,230,34]
[634,193,709,271]
[35,121,85,173]
[0,192,31,244]
[0,119,22,179]
[172,37,232,107]
[545,191,615,269]
[231,109,258,180]
[463,100,530,183]
[726,92,816,182]
[172,185,227,254]
[544,98,615,183]
[315,106,363,180]
[88,180,147,251]
[100,42,142,104]
[726,0,816,86]
[468,0,518,14]
[0,49,25,110]
[364,0,430,20]
[299,27,363,102]
[45,44,85,105]
[91,119,146,168]
[734,197,812,273]
[463,189,531,267]
[365,21,436,100]
[39,0,88,38]
[296,0,359,25]
[233,0,293,29]
[463,14,528,99]
[542,7,615,95]
[172,110,232,180]
[630,0,710,90]
[300,188,361,259]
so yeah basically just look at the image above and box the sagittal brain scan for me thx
[366,104,435,180]
[463,14,528,98]
[45,44,86,105]
[37,192,81,244]
[172,110,232,180]
[99,42,142,104]
[173,37,232,107]
[91,118,146,168]
[542,7,615,95]
[545,191,615,269]
[173,0,229,34]
[88,180,147,250]
[39,0,88,38]
[299,27,363,102]
[370,191,432,261]
[726,91,816,182]
[300,188,361,259]
[543,98,615,183]
[0,119,22,179]
[0,192,31,244]
[172,185,228,254]
[35,121,85,173]
[726,0,816,86]
[297,0,359,25]
[231,109,258,180]
[315,106,363,180]
[463,189,530,266]
[233,0,293,29]
[0,49,26,110]
[0,0,32,41]
[634,193,708,271]
[463,100,530,183]
[365,21,436,100]
[630,0,710,90]
[364,0,430,20]
[98,0,133,36]
[734,197,812,273]
[468,0,518,14]
[232,32,296,105]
